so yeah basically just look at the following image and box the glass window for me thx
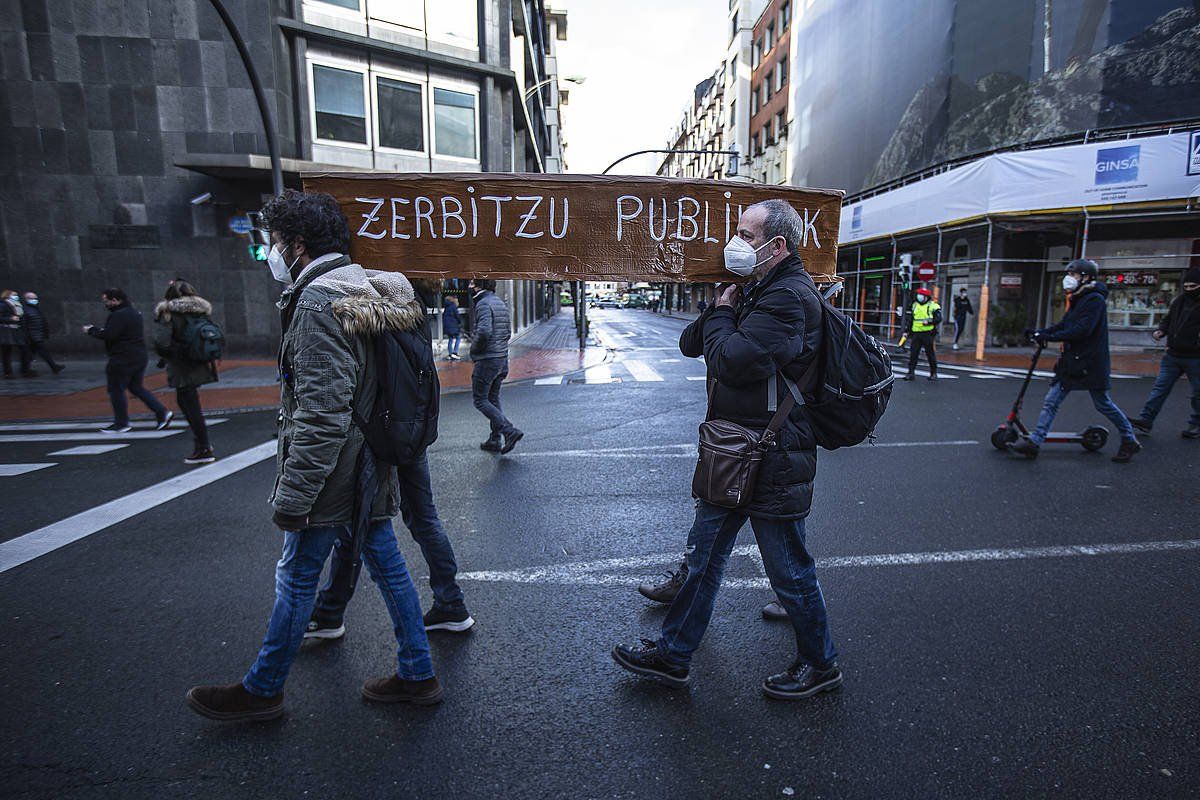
[316,0,359,9]
[433,87,476,159]
[313,64,366,144]
[751,84,759,114]
[730,10,738,42]
[777,58,788,89]
[752,38,762,67]
[426,0,478,49]
[377,76,424,151]
[370,0,423,29]
[781,1,791,28]
[766,23,775,51]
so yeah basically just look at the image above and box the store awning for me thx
[173,153,380,183]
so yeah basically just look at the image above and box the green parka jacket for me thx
[269,254,425,527]
[153,295,220,389]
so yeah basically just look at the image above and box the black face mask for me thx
[1186,287,1200,298]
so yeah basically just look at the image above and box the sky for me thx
[554,0,732,176]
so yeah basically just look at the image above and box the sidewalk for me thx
[936,345,1161,377]
[0,312,604,422]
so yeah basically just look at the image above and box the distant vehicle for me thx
[624,295,648,309]
[595,296,623,309]
[560,290,574,306]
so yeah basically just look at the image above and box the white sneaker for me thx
[155,410,174,430]
[952,343,960,350]
[99,424,132,434]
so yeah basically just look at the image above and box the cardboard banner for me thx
[303,173,842,282]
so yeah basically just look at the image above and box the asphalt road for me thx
[0,309,1196,799]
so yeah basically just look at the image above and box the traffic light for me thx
[897,253,913,290]
[246,211,270,261]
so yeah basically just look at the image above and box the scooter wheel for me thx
[990,427,1015,450]
[1081,426,1109,452]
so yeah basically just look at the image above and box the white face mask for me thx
[267,244,299,284]
[723,236,779,277]
[1062,275,1080,292]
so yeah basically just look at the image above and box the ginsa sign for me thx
[304,173,843,283]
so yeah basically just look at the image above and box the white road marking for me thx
[893,368,958,380]
[622,360,664,382]
[511,440,979,458]
[0,419,227,432]
[0,431,184,442]
[0,440,276,574]
[0,463,56,477]
[583,364,616,384]
[48,444,129,455]
[534,376,565,385]
[660,359,681,363]
[686,376,707,381]
[457,538,1200,587]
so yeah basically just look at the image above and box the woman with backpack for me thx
[153,279,220,464]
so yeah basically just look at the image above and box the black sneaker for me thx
[611,639,690,688]
[1111,439,1141,463]
[184,447,216,465]
[99,424,132,434]
[156,410,174,431]
[762,661,843,700]
[1006,437,1039,459]
[1182,425,1199,440]
[761,600,788,621]
[423,605,475,633]
[303,620,346,640]
[51,365,65,374]
[500,429,524,454]
[1130,418,1152,434]
[637,561,687,604]
[480,436,502,452]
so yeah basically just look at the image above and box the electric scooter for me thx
[990,342,1109,454]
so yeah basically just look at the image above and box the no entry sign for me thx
[303,173,843,282]
[917,261,937,281]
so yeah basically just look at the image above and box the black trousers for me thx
[176,386,209,448]
[28,341,60,370]
[907,331,938,377]
[106,363,167,427]
[1,344,31,375]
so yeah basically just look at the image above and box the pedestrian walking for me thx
[470,278,523,453]
[84,288,172,434]
[1,289,34,377]
[186,189,442,723]
[903,288,941,380]
[153,279,220,464]
[1130,265,1200,439]
[1008,259,1141,462]
[20,292,64,374]
[613,199,840,701]
[443,294,462,361]
[952,287,973,350]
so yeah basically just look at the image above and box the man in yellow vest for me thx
[904,288,942,381]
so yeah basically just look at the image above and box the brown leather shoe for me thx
[362,675,444,705]
[186,681,284,722]
[1111,439,1141,463]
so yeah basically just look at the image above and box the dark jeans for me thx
[106,363,167,427]
[657,500,837,670]
[176,386,209,448]
[1,344,31,375]
[242,520,433,697]
[953,315,968,345]
[313,453,465,625]
[1031,382,1137,444]
[447,334,460,356]
[1139,353,1200,427]
[28,341,60,370]
[907,330,938,377]
[471,357,516,437]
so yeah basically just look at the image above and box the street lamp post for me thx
[602,148,742,177]
[205,0,283,196]
[524,75,586,101]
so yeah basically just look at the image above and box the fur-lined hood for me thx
[309,264,424,337]
[155,295,212,321]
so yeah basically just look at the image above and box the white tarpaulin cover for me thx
[840,132,1200,244]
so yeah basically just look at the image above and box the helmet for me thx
[916,288,932,297]
[1065,258,1099,278]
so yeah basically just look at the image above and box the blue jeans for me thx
[447,334,460,357]
[313,454,465,624]
[658,500,837,670]
[106,363,167,427]
[1030,382,1137,444]
[1139,353,1200,427]
[472,357,515,437]
[243,519,433,697]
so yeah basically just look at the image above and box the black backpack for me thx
[178,315,224,362]
[354,315,440,465]
[799,282,894,450]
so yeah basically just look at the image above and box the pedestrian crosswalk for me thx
[0,419,228,477]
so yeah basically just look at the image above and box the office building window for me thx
[730,10,738,41]
[370,0,424,30]
[728,99,736,128]
[433,87,477,158]
[776,110,787,138]
[313,63,367,144]
[376,76,424,152]
[781,1,791,28]
[777,58,788,90]
[316,0,359,9]
[752,38,762,67]
[766,23,775,52]
[751,85,759,115]
[765,118,774,146]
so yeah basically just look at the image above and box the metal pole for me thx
[206,0,284,196]
[975,218,994,362]
[578,280,587,349]
[603,148,740,175]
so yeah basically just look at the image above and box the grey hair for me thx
[748,199,804,254]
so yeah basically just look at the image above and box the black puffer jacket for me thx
[680,254,823,520]
[21,302,49,343]
[1044,281,1111,391]
[87,302,148,369]
[1158,291,1200,358]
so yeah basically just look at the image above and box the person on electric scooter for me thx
[1008,258,1141,463]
